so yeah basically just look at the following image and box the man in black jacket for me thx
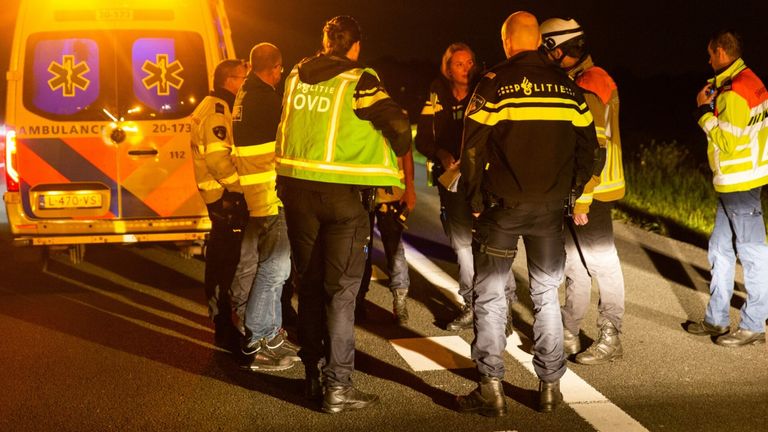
[231,43,296,371]
[456,11,598,417]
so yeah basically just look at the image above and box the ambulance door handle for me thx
[128,149,159,157]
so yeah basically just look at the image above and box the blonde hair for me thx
[440,42,476,82]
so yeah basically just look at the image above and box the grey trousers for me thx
[562,200,625,334]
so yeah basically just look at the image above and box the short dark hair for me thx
[322,15,361,57]
[709,29,743,59]
[213,59,246,89]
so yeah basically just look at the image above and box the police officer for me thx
[275,16,411,413]
[540,18,627,365]
[415,43,517,333]
[190,59,248,349]
[456,12,598,416]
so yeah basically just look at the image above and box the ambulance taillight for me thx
[3,128,19,192]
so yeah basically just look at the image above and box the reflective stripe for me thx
[205,142,230,154]
[234,141,276,157]
[483,96,586,110]
[197,179,222,191]
[239,171,277,185]
[354,89,389,109]
[277,157,400,176]
[219,171,239,185]
[719,121,744,136]
[720,156,753,167]
[471,105,593,127]
[325,77,352,162]
[278,74,301,154]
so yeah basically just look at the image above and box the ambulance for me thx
[2,0,236,262]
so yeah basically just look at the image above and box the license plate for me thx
[96,9,133,21]
[39,193,103,209]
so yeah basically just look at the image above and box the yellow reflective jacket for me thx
[190,90,242,204]
[570,56,625,214]
[698,58,768,193]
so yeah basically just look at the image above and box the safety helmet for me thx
[540,18,584,51]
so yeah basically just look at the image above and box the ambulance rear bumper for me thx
[4,192,211,247]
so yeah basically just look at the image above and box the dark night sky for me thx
[2,0,768,142]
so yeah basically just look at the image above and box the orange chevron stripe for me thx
[18,143,69,185]
[117,134,176,180]
[142,158,201,217]
[18,144,116,219]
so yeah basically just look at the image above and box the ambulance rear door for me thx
[19,29,209,221]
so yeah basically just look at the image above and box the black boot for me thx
[538,380,563,413]
[457,376,508,417]
[393,291,409,325]
[213,313,239,352]
[576,321,623,365]
[322,385,379,414]
[563,328,582,355]
[304,364,323,402]
[447,304,473,331]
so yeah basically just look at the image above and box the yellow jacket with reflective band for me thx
[276,67,403,188]
[570,57,625,214]
[190,93,242,205]
[232,74,282,217]
[698,58,768,193]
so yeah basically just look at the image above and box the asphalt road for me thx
[1,166,766,432]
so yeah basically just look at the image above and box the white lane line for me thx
[505,332,648,431]
[402,240,464,308]
[390,336,474,371]
[403,239,649,432]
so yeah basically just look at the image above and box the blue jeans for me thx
[438,183,517,306]
[233,210,292,343]
[471,203,566,383]
[706,188,768,332]
[563,200,625,333]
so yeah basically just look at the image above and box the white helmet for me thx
[540,18,584,51]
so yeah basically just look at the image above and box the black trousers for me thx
[204,200,243,320]
[279,181,370,387]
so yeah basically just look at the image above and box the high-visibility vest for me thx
[570,59,625,213]
[699,58,768,193]
[276,67,403,188]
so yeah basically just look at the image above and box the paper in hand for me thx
[437,166,461,192]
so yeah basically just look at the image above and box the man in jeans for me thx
[687,29,768,347]
[231,43,296,370]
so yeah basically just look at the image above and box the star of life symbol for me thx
[142,54,184,96]
[48,55,90,97]
[521,77,533,96]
